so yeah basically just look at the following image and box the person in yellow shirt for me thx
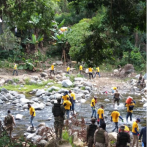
[62,91,69,102]
[91,96,97,118]
[69,90,76,114]
[94,66,100,78]
[28,104,36,129]
[13,63,18,76]
[50,64,55,76]
[79,65,83,74]
[63,98,72,119]
[97,105,104,125]
[67,66,70,74]
[132,118,140,147]
[88,67,93,79]
[111,108,123,132]
[125,99,135,122]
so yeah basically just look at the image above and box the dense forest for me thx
[0,0,146,71]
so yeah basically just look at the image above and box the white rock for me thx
[108,132,117,141]
[143,103,147,107]
[20,98,30,104]
[36,89,46,97]
[74,77,84,81]
[15,114,23,120]
[80,99,86,103]
[32,102,45,110]
[26,133,36,139]
[56,61,63,65]
[135,74,140,79]
[62,80,73,87]
[0,79,5,85]
[48,86,60,92]
[104,99,110,102]
[113,69,119,75]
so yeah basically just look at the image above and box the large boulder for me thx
[62,80,73,87]
[15,114,23,120]
[56,61,63,65]
[113,69,119,76]
[36,89,46,97]
[120,64,134,77]
[32,102,45,110]
[0,94,8,101]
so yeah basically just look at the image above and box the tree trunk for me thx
[135,32,138,47]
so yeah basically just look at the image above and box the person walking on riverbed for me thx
[113,90,123,106]
[132,118,140,147]
[52,98,65,140]
[13,63,18,76]
[94,66,100,78]
[88,67,93,79]
[79,65,83,74]
[91,96,98,118]
[4,110,16,139]
[28,104,36,130]
[50,63,55,76]
[97,105,104,126]
[63,97,72,119]
[69,90,76,114]
[111,108,123,132]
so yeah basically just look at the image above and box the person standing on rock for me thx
[125,99,135,122]
[116,125,130,147]
[67,66,70,74]
[69,90,76,114]
[94,122,108,147]
[94,66,100,78]
[113,90,122,106]
[63,97,72,119]
[132,118,140,147]
[62,91,69,102]
[91,96,97,118]
[79,65,83,74]
[86,118,97,147]
[13,63,18,76]
[28,104,36,130]
[4,110,16,138]
[97,105,104,126]
[111,108,123,132]
[52,98,65,140]
[88,67,93,79]
[50,63,55,76]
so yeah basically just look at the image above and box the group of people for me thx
[89,94,146,147]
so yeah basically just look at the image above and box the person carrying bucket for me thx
[125,96,136,122]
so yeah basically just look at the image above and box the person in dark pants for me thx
[139,127,146,147]
[50,64,55,76]
[125,99,135,122]
[116,125,130,147]
[13,63,18,76]
[111,108,123,132]
[86,118,97,147]
[88,67,93,79]
[69,90,76,114]
[113,90,122,106]
[97,105,104,126]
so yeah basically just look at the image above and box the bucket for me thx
[126,97,133,104]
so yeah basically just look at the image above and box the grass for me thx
[62,130,74,147]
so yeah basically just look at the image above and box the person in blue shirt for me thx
[139,127,146,147]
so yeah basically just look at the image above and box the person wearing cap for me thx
[94,66,100,78]
[63,97,72,119]
[88,67,93,79]
[132,118,140,147]
[79,65,83,74]
[111,86,118,94]
[67,66,70,74]
[52,98,65,140]
[86,118,97,147]
[116,125,130,147]
[97,105,104,126]
[69,90,76,114]
[94,122,109,147]
[4,110,16,138]
[50,63,55,76]
[111,108,123,132]
[28,104,36,130]
[139,127,146,147]
[62,91,69,102]
[91,96,97,118]
[125,99,135,122]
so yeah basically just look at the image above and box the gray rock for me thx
[47,82,54,86]
[54,93,62,99]
[32,102,45,110]
[40,72,48,77]
[26,133,36,139]
[0,99,3,104]
[17,94,25,99]
[46,102,52,106]
[36,89,46,97]
[82,81,92,87]
[20,98,30,104]
[38,140,48,146]
[12,99,19,104]
[32,97,39,102]
[56,61,63,65]
[74,77,84,81]
[15,114,23,120]
[42,96,49,101]
[9,91,18,96]
[29,79,37,84]
[58,89,68,94]
[0,94,8,101]
[30,89,38,94]
[0,79,5,85]
[104,99,110,102]
[85,86,91,91]
[32,135,42,144]
[62,80,73,87]
[48,86,60,92]
[31,76,39,81]
[1,88,9,93]
[5,93,13,100]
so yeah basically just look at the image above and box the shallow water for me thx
[0,92,146,137]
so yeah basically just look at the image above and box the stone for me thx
[82,81,92,87]
[41,72,48,77]
[27,127,36,133]
[54,93,62,99]
[58,89,68,94]
[47,82,54,86]
[29,79,37,84]
[143,103,147,107]
[5,79,14,84]
[17,94,25,99]
[38,140,48,146]
[32,135,42,144]
[85,69,89,73]
[108,132,117,141]
[32,102,45,110]
[32,76,39,81]
[1,88,9,93]
[46,102,52,106]
[135,74,140,79]
[15,114,23,120]
[12,99,19,104]
[80,99,86,103]
[48,86,60,92]
[56,61,63,65]
[26,133,36,140]
[104,99,110,102]
[72,132,84,147]
[5,93,13,100]
[113,69,119,75]
[85,86,91,91]
[0,94,8,101]
[9,91,18,96]
[62,80,73,87]
[20,98,30,104]
[0,79,5,85]
[74,77,84,81]
[36,89,46,97]
[120,64,134,77]
[0,99,3,104]
[37,122,46,128]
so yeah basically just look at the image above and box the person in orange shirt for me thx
[50,64,55,76]
[28,104,36,129]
